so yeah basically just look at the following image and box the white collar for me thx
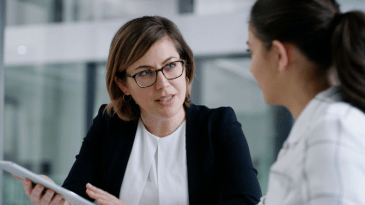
[119,119,188,205]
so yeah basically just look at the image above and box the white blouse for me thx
[259,86,365,205]
[119,119,189,205]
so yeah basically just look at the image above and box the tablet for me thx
[0,161,94,205]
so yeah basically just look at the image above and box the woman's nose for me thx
[155,71,170,90]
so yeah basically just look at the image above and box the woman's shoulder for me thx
[312,86,365,129]
[311,100,365,135]
[94,104,138,128]
[303,100,365,155]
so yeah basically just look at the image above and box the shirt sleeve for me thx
[217,107,262,205]
[301,116,364,205]
[62,105,107,202]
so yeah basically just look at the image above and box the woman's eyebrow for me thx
[134,56,178,70]
[161,56,177,65]
[134,65,152,71]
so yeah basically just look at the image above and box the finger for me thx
[12,174,24,181]
[29,184,44,204]
[23,178,34,196]
[97,199,111,205]
[86,183,107,194]
[98,198,127,205]
[49,193,63,205]
[86,183,116,198]
[86,189,109,201]
[40,189,55,205]
[57,198,66,205]
[62,200,71,205]
[85,189,97,200]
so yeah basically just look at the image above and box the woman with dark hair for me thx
[247,0,365,204]
[16,16,261,205]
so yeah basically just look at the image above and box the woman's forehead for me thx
[127,38,179,71]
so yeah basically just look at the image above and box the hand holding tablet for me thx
[0,161,94,205]
[13,174,67,205]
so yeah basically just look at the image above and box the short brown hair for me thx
[105,16,195,121]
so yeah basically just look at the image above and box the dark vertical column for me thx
[3,97,19,162]
[72,0,80,21]
[273,105,294,158]
[179,0,194,13]
[85,62,97,133]
[16,0,25,25]
[0,0,6,204]
[53,0,63,22]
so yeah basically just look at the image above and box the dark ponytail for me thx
[250,0,365,110]
[332,11,365,109]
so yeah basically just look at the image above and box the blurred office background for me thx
[1,0,364,204]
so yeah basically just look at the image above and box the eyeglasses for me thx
[121,60,185,88]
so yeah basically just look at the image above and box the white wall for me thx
[5,2,365,67]
[4,12,250,66]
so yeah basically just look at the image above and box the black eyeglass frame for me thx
[122,59,186,88]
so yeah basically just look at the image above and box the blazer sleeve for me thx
[217,107,262,205]
[62,105,107,202]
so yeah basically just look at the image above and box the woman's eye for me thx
[164,62,176,71]
[247,49,252,58]
[138,70,152,77]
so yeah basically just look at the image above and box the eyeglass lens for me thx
[135,61,183,87]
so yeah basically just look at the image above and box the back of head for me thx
[250,0,365,110]
[105,16,194,121]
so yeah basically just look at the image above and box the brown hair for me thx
[105,16,194,121]
[250,0,365,110]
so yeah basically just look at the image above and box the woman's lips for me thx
[156,95,174,101]
[155,95,175,105]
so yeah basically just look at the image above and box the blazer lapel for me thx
[185,104,204,204]
[104,117,139,198]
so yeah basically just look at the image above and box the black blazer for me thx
[62,104,261,204]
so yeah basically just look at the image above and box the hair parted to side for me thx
[105,16,195,121]
[250,0,365,111]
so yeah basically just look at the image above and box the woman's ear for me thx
[114,76,131,95]
[272,40,292,72]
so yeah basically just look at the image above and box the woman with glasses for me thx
[17,16,261,205]
[247,0,365,204]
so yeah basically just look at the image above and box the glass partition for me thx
[94,62,110,116]
[198,57,275,193]
[3,63,86,204]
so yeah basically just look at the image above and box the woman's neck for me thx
[140,107,186,138]
[284,74,331,119]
